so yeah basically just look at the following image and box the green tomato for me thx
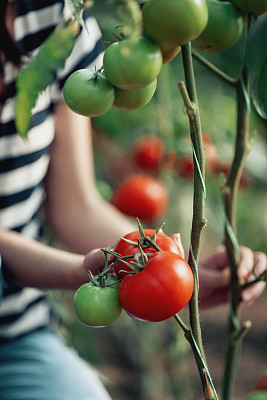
[230,0,267,16]
[63,70,115,117]
[103,36,162,90]
[73,279,122,327]
[142,0,208,46]
[192,0,245,52]
[113,79,157,111]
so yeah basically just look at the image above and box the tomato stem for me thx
[221,20,253,400]
[191,49,238,87]
[180,42,216,400]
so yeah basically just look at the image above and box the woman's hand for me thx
[83,248,115,278]
[198,245,266,309]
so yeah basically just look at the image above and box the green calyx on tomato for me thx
[103,36,162,90]
[192,0,245,53]
[113,79,157,111]
[63,69,115,117]
[230,0,267,16]
[118,251,194,322]
[73,274,122,327]
[113,219,184,279]
[142,0,208,46]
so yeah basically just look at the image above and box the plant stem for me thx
[192,49,238,87]
[221,59,251,400]
[180,43,215,399]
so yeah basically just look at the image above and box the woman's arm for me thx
[45,102,134,253]
[0,228,107,290]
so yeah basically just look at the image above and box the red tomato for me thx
[114,228,183,278]
[131,135,165,171]
[119,251,194,322]
[177,155,195,179]
[112,174,169,223]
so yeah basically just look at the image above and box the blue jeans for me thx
[0,328,112,400]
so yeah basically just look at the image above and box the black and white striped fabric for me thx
[0,0,104,341]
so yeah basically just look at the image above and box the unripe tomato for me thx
[192,0,245,53]
[112,173,169,223]
[63,70,115,117]
[103,36,162,90]
[142,0,208,46]
[119,251,194,322]
[230,0,267,16]
[113,79,157,111]
[73,279,122,327]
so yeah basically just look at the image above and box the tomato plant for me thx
[73,276,122,327]
[142,0,208,46]
[192,0,245,53]
[230,0,267,16]
[113,79,157,111]
[118,251,194,322]
[63,69,115,117]
[112,174,169,223]
[114,228,184,278]
[103,36,162,90]
[130,135,165,171]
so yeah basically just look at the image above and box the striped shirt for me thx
[0,0,104,341]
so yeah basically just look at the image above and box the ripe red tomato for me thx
[114,228,184,278]
[119,251,194,322]
[112,174,169,223]
[131,135,165,171]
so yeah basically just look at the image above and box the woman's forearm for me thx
[0,229,88,290]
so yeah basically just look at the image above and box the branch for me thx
[192,49,238,87]
[221,27,252,400]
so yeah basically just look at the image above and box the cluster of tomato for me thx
[62,0,207,117]
[109,129,252,225]
[63,0,267,119]
[73,226,194,327]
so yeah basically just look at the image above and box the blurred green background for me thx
[49,3,267,399]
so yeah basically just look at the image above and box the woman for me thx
[0,1,266,399]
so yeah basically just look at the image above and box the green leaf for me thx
[15,21,78,137]
[249,54,267,119]
[245,391,267,400]
[246,15,267,119]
